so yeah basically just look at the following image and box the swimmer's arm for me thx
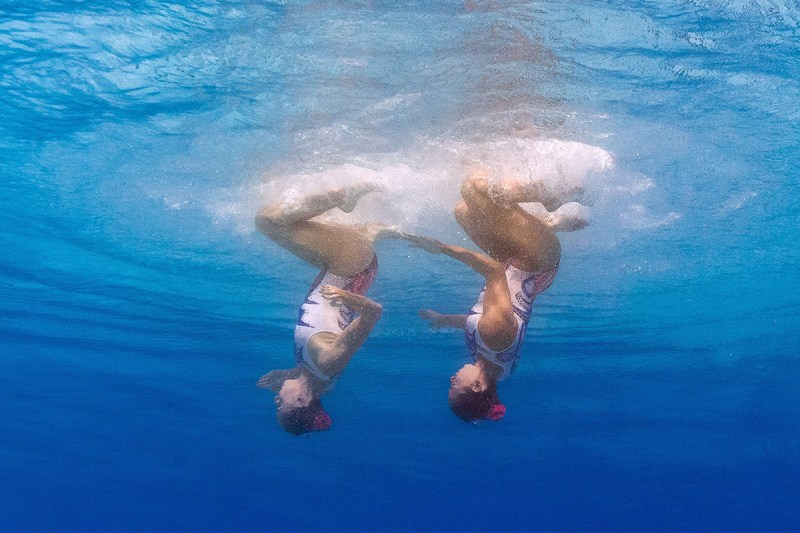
[256,368,301,392]
[419,309,468,330]
[318,286,382,374]
[439,243,500,277]
[405,234,500,276]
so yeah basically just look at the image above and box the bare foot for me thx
[530,181,591,211]
[555,184,593,207]
[339,182,383,213]
[542,202,590,232]
[489,179,592,210]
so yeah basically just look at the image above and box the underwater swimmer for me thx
[405,172,588,422]
[255,183,401,435]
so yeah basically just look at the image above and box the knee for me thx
[254,205,287,235]
[454,200,470,224]
[460,173,490,204]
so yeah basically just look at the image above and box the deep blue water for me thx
[2,1,800,531]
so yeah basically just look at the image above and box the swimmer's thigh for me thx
[257,219,375,276]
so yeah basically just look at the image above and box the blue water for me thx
[2,1,799,530]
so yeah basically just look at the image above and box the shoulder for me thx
[477,313,518,352]
[306,331,341,370]
[307,331,338,357]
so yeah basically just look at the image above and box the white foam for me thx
[207,137,614,232]
[204,135,680,248]
[619,205,682,230]
[449,138,614,191]
[720,191,758,213]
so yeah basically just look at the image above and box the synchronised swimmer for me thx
[255,173,589,435]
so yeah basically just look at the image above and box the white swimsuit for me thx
[464,262,557,381]
[294,255,377,392]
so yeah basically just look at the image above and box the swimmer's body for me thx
[254,183,400,435]
[405,172,587,422]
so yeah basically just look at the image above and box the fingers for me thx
[418,309,441,329]
[319,285,339,297]
[320,285,364,308]
[256,374,272,389]
[320,285,344,305]
[320,285,342,298]
[404,234,443,254]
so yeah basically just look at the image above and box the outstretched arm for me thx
[408,235,517,350]
[256,368,301,392]
[315,286,382,375]
[419,309,468,330]
[404,234,501,277]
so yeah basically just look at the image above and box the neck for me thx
[475,356,502,385]
[297,366,324,397]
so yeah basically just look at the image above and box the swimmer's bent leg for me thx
[456,175,561,272]
[255,184,379,276]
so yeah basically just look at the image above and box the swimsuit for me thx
[293,255,378,391]
[464,262,557,380]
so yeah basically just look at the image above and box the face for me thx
[275,378,311,413]
[448,363,483,402]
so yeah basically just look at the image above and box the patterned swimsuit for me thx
[293,255,378,391]
[464,262,557,380]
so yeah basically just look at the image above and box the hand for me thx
[256,373,274,389]
[257,368,301,391]
[419,308,443,330]
[321,285,370,310]
[405,234,445,255]
[320,285,347,307]
[257,370,284,391]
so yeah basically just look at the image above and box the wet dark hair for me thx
[276,399,331,435]
[449,385,504,422]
